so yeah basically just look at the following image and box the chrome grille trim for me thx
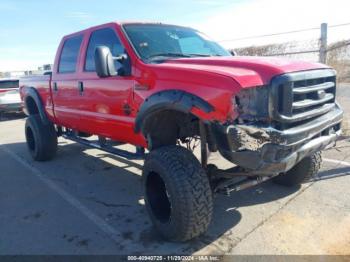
[292,93,334,109]
[269,69,336,128]
[293,81,334,94]
[274,103,335,123]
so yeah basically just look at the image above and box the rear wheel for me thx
[143,145,213,242]
[273,152,322,186]
[25,115,57,161]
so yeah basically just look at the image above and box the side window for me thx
[58,35,83,73]
[85,28,125,72]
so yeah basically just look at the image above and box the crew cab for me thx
[20,22,343,242]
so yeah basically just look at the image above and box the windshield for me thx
[123,24,231,63]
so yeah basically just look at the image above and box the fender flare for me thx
[23,87,49,125]
[134,89,213,134]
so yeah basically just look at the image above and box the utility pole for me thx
[319,23,328,64]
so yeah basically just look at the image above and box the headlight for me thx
[234,85,270,122]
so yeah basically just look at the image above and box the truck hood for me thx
[162,56,329,88]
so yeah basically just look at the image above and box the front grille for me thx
[270,69,336,129]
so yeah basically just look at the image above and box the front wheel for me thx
[273,152,322,187]
[143,145,213,242]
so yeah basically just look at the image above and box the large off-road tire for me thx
[273,152,322,187]
[25,115,57,161]
[143,145,213,242]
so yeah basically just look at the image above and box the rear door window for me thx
[58,35,83,73]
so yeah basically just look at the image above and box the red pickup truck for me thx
[20,22,343,242]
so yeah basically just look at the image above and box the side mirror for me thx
[94,46,128,78]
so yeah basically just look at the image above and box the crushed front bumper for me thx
[212,103,343,175]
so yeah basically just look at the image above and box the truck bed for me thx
[19,74,54,120]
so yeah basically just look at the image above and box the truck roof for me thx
[62,21,190,39]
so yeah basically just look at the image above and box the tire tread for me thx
[25,115,57,161]
[273,152,322,186]
[143,146,213,241]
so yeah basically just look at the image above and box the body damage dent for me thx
[227,125,286,151]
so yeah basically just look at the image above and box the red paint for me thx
[0,89,15,93]
[19,22,330,148]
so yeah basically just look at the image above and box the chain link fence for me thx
[225,23,350,83]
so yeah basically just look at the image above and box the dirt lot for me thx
[0,85,349,255]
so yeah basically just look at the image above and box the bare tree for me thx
[327,40,350,82]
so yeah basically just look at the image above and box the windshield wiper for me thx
[147,53,192,61]
[188,54,224,57]
[187,54,212,57]
[146,53,223,62]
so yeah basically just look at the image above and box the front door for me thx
[76,27,135,142]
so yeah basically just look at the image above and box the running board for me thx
[62,133,146,160]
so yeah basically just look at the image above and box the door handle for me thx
[53,82,58,92]
[78,81,84,95]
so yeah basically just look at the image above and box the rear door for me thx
[51,34,83,129]
[76,27,135,141]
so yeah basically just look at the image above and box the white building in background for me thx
[2,71,26,78]
[0,64,53,79]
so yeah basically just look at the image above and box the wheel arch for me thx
[134,90,214,149]
[23,87,49,125]
[134,89,213,134]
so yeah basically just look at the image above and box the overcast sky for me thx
[0,0,349,71]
